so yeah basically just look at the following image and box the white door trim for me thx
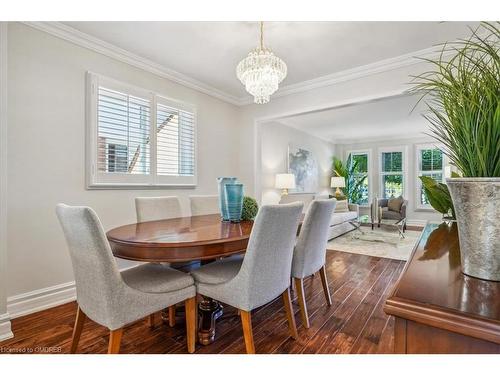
[0,21,12,342]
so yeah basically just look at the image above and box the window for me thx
[416,145,444,208]
[348,152,369,205]
[380,150,404,199]
[106,144,128,173]
[87,73,196,188]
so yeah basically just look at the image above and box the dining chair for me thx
[135,196,182,223]
[291,199,336,329]
[56,204,197,354]
[189,195,219,216]
[135,195,182,327]
[190,202,304,354]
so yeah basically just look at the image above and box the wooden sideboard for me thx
[384,223,500,354]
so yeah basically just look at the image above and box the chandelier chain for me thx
[260,21,264,50]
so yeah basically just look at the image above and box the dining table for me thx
[106,213,255,345]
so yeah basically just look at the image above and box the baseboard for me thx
[7,264,140,320]
[406,219,428,227]
[0,313,13,342]
[7,281,76,319]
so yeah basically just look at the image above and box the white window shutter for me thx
[87,73,197,188]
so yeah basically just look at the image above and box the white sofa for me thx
[279,193,359,240]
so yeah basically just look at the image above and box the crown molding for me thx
[22,22,242,106]
[238,44,454,106]
[23,21,458,107]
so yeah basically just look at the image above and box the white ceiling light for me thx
[236,22,287,104]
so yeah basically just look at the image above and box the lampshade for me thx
[330,176,346,188]
[275,174,296,189]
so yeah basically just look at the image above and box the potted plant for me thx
[419,175,456,221]
[332,155,367,203]
[412,22,500,281]
[241,196,259,221]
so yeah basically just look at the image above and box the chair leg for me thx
[148,313,155,328]
[282,288,298,340]
[239,310,255,354]
[185,297,197,353]
[107,328,123,354]
[293,277,310,328]
[70,305,86,353]
[319,265,332,306]
[168,305,176,327]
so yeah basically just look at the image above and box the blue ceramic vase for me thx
[224,183,244,223]
[217,177,237,221]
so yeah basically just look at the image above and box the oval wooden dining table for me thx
[106,214,254,345]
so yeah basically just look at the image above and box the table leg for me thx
[198,297,223,345]
[349,219,365,235]
[396,219,406,239]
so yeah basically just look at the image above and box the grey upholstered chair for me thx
[190,202,304,354]
[190,195,220,216]
[135,196,182,223]
[370,197,408,231]
[135,196,182,327]
[291,199,337,328]
[56,204,197,354]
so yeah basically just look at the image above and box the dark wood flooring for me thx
[1,251,405,354]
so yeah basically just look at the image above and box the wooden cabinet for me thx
[384,223,500,354]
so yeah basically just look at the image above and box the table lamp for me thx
[275,173,296,196]
[330,176,346,198]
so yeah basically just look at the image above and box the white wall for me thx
[259,121,335,205]
[337,136,443,223]
[6,23,240,300]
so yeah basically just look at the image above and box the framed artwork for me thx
[287,144,319,193]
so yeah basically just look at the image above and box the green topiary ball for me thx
[241,196,259,221]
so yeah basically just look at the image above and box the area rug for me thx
[326,226,422,261]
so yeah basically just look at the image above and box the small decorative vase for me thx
[217,177,237,221]
[446,177,500,281]
[224,183,244,223]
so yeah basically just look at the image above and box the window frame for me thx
[415,143,445,210]
[378,146,408,200]
[86,72,197,189]
[344,149,372,206]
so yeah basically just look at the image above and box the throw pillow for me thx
[388,196,404,212]
[334,200,349,213]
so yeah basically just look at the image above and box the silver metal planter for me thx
[446,178,500,281]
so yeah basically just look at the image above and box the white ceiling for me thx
[276,94,430,143]
[63,21,477,100]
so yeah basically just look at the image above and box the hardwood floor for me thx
[1,251,405,354]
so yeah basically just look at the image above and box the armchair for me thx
[370,197,408,231]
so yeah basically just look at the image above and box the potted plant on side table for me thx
[413,22,500,281]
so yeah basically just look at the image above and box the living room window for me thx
[416,144,444,209]
[347,151,369,205]
[379,148,405,199]
[87,73,197,188]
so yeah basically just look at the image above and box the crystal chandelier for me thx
[236,22,287,104]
